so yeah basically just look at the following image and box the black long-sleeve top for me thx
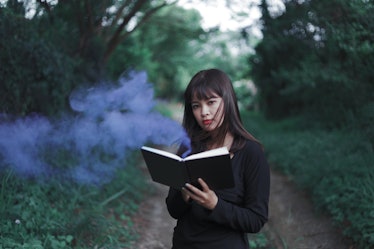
[165,140,270,249]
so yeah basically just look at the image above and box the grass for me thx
[0,152,149,249]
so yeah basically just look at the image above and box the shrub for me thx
[0,7,78,116]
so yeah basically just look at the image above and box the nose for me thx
[201,104,209,117]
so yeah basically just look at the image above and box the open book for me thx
[140,146,234,190]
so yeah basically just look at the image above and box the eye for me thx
[208,98,218,105]
[191,103,199,110]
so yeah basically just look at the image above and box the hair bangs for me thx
[191,82,221,101]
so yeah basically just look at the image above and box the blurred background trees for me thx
[0,0,255,116]
[1,0,372,151]
[2,0,372,131]
[251,0,374,133]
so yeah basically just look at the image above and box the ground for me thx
[263,170,354,249]
[129,165,355,249]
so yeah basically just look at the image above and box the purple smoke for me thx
[0,71,190,185]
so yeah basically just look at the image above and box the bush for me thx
[0,8,78,116]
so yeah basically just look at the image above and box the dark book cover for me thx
[141,146,234,190]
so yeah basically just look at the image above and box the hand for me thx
[181,188,191,203]
[182,178,218,210]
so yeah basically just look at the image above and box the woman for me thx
[166,69,270,249]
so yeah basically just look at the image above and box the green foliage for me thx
[30,0,186,81]
[1,0,256,115]
[2,0,202,116]
[233,80,257,111]
[107,4,207,99]
[107,4,256,100]
[0,6,78,116]
[242,111,374,248]
[251,0,374,129]
[40,0,106,81]
[0,153,148,248]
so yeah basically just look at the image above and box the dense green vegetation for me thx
[0,0,373,248]
[0,154,148,248]
[251,0,374,131]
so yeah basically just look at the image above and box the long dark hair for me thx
[182,68,262,154]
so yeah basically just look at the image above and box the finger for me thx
[197,178,210,191]
[184,184,203,200]
[185,185,204,202]
[185,183,200,193]
[181,187,192,202]
[182,186,196,196]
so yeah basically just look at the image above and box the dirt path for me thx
[130,166,354,249]
[263,169,353,249]
[129,165,174,249]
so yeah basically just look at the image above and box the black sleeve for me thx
[205,141,270,233]
[165,187,192,219]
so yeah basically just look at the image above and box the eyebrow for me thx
[192,95,220,102]
[192,98,214,104]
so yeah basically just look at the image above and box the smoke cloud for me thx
[0,71,189,185]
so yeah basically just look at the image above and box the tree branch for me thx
[110,0,133,31]
[36,0,52,15]
[119,2,170,41]
[103,0,177,62]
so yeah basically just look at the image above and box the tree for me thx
[114,4,207,99]
[0,0,258,115]
[0,0,179,115]
[26,0,178,79]
[251,0,374,129]
[107,3,255,100]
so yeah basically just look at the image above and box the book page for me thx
[141,146,182,161]
[184,147,229,161]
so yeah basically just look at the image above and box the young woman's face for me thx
[191,93,224,132]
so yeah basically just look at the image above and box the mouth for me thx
[203,120,212,126]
